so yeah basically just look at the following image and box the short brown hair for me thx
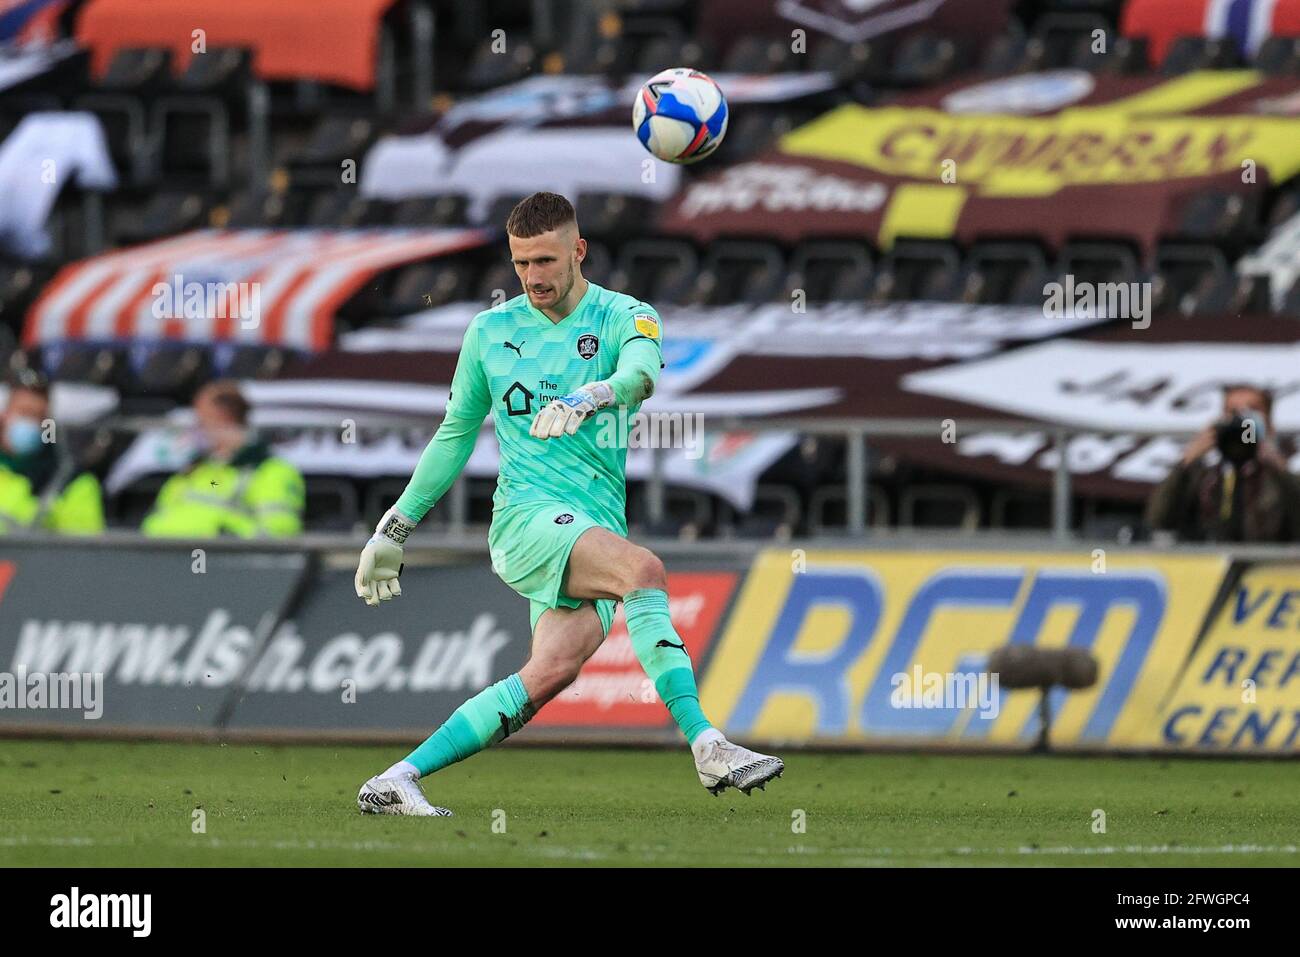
[197,379,250,425]
[1223,383,1273,418]
[505,192,577,238]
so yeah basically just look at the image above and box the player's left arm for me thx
[529,305,664,439]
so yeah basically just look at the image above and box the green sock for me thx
[404,673,535,776]
[622,588,713,744]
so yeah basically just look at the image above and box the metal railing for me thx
[55,409,1300,544]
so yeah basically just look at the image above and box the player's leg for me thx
[517,602,606,708]
[358,603,604,817]
[358,658,534,816]
[563,527,785,796]
[563,527,708,740]
[398,602,603,772]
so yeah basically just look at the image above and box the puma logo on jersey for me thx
[503,340,525,357]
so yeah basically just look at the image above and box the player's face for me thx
[508,228,585,309]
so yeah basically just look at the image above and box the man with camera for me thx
[1146,384,1300,543]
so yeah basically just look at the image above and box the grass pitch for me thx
[1,739,1297,867]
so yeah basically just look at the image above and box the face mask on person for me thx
[5,417,43,455]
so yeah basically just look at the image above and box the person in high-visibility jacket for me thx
[0,371,105,535]
[142,380,305,538]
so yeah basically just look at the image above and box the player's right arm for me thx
[355,318,492,606]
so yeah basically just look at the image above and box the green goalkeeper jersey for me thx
[394,280,664,533]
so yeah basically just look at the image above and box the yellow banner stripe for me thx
[878,183,967,249]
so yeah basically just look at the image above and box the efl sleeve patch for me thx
[633,314,660,339]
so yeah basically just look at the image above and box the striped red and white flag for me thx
[23,227,492,351]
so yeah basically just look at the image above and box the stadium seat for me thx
[1155,245,1232,316]
[284,115,379,186]
[610,239,699,304]
[1057,242,1140,289]
[872,242,963,302]
[1028,12,1111,69]
[303,476,361,531]
[41,345,126,388]
[979,31,1031,75]
[1254,36,1300,75]
[0,263,44,329]
[174,47,254,96]
[689,241,786,306]
[109,190,211,245]
[626,482,714,538]
[96,48,174,95]
[391,195,471,227]
[152,97,231,186]
[128,344,214,400]
[1161,36,1242,74]
[808,483,892,533]
[363,476,448,529]
[581,240,613,287]
[619,17,687,71]
[221,189,291,228]
[899,483,981,530]
[475,259,521,304]
[305,190,383,228]
[785,241,874,303]
[1095,36,1151,75]
[617,0,692,14]
[214,345,288,380]
[1265,183,1300,233]
[555,19,625,74]
[74,92,152,184]
[727,484,801,539]
[463,38,538,91]
[722,105,816,161]
[720,36,800,73]
[990,488,1052,529]
[634,35,713,76]
[389,258,479,312]
[960,243,1051,305]
[0,325,14,375]
[889,32,970,86]
[575,193,659,244]
[1173,190,1260,245]
[811,38,890,85]
[485,194,531,230]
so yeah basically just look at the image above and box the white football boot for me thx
[357,773,453,817]
[692,731,785,796]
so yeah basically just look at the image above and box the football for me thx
[632,67,729,164]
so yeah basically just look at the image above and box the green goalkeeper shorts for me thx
[488,501,619,637]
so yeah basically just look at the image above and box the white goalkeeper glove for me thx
[354,506,415,606]
[529,381,614,439]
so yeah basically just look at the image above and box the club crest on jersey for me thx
[633,314,659,339]
[554,513,575,525]
[577,334,599,360]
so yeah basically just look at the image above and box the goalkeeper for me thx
[353,192,783,816]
